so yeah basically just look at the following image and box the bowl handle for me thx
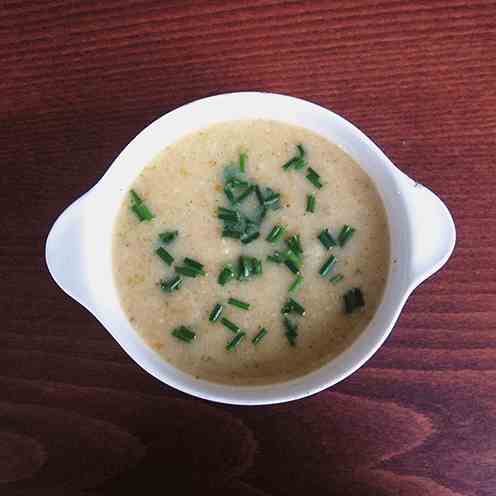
[45,194,95,312]
[397,172,456,288]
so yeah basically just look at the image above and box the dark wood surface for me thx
[2,1,496,494]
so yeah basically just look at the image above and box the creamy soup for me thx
[113,120,389,385]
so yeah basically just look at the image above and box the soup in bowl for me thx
[46,93,455,404]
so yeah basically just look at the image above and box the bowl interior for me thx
[81,93,412,404]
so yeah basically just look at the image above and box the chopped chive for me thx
[318,228,337,249]
[234,184,255,204]
[238,256,252,280]
[217,207,240,223]
[254,205,267,224]
[131,202,154,222]
[267,251,285,264]
[305,167,323,189]
[130,189,142,205]
[285,259,301,275]
[282,144,307,171]
[344,288,365,314]
[241,230,260,245]
[221,317,240,334]
[155,247,174,266]
[239,152,247,173]
[338,225,356,247]
[266,224,286,243]
[209,303,224,322]
[175,265,204,278]
[289,274,304,293]
[252,327,268,345]
[171,325,196,343]
[284,248,302,267]
[160,275,183,293]
[281,297,306,316]
[224,185,236,203]
[228,297,251,311]
[286,234,303,255]
[129,190,154,221]
[222,227,242,239]
[319,255,337,277]
[159,230,178,244]
[282,156,298,170]
[184,258,204,271]
[253,258,263,275]
[306,193,316,213]
[263,190,281,209]
[283,317,298,346]
[226,331,246,351]
[330,273,344,285]
[218,265,235,286]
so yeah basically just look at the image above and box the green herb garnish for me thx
[289,274,304,293]
[222,227,242,239]
[184,257,205,272]
[130,189,154,222]
[160,275,183,293]
[286,234,303,255]
[228,297,251,311]
[305,167,323,189]
[239,152,247,173]
[253,258,263,275]
[283,317,298,346]
[159,230,178,244]
[344,288,365,314]
[266,224,286,243]
[318,228,337,249]
[282,144,307,171]
[306,193,316,213]
[284,259,301,275]
[240,229,260,245]
[338,225,356,247]
[252,327,268,345]
[209,303,224,322]
[281,297,306,316]
[226,331,246,351]
[218,265,235,286]
[155,247,174,266]
[329,274,344,285]
[221,317,240,334]
[319,255,337,277]
[175,265,202,278]
[218,207,241,224]
[171,325,196,343]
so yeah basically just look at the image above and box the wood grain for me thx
[1,1,496,494]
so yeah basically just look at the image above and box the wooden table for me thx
[2,1,495,494]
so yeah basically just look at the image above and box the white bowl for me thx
[45,92,455,405]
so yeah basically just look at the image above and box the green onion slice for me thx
[252,328,268,345]
[319,255,337,277]
[318,228,337,250]
[209,303,224,322]
[228,297,251,310]
[159,230,178,244]
[155,247,174,266]
[338,225,356,247]
[171,326,196,343]
[226,331,246,351]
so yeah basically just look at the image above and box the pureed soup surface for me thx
[113,120,389,385]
